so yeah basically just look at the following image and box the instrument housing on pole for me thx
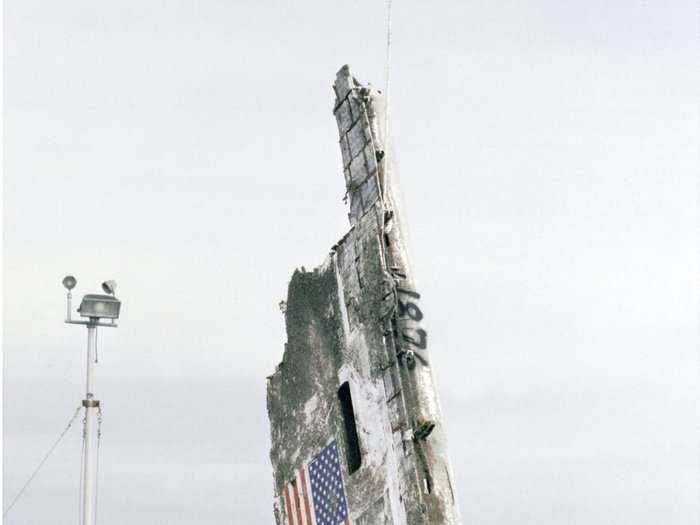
[62,276,121,525]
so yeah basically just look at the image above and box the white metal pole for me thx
[82,322,98,525]
[66,291,72,322]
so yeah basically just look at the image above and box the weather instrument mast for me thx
[62,276,121,525]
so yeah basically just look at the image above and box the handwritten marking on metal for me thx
[395,287,429,367]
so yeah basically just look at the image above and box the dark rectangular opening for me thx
[338,382,362,474]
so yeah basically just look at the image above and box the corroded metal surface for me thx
[267,66,461,524]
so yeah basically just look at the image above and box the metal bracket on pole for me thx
[66,319,118,328]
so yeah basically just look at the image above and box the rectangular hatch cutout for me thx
[338,382,362,474]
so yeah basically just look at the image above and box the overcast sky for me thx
[4,1,698,524]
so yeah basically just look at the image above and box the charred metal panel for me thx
[267,65,461,524]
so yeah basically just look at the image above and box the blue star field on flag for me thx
[308,440,349,525]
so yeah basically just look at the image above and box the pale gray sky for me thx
[4,1,698,523]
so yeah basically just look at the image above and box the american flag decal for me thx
[282,440,350,525]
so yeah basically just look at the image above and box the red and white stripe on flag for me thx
[282,467,316,525]
[281,440,351,525]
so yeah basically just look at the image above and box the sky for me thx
[3,1,698,523]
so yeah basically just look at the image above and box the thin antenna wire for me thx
[78,418,86,525]
[3,406,82,518]
[384,0,393,159]
[95,407,103,525]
